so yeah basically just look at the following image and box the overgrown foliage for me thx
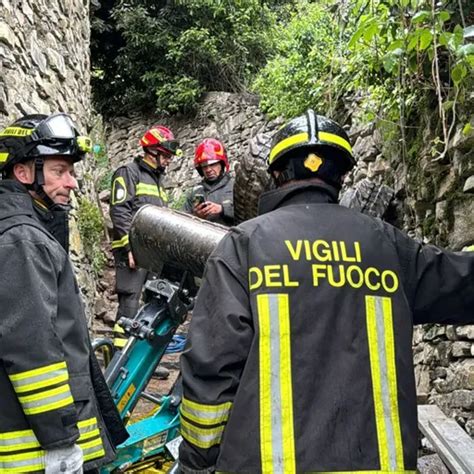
[77,198,107,276]
[253,0,474,161]
[91,0,287,116]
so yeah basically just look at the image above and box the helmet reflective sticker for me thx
[304,154,323,172]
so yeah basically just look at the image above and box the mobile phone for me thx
[194,194,205,206]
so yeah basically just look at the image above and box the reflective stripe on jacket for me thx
[0,181,127,472]
[110,158,168,261]
[183,173,234,226]
[179,183,474,474]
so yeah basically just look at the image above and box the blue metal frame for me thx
[98,279,189,472]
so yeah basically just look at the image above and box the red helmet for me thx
[140,125,180,156]
[194,138,229,173]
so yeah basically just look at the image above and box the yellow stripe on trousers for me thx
[257,293,296,474]
[365,295,404,472]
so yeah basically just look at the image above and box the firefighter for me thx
[183,138,234,226]
[110,125,180,349]
[178,110,474,473]
[0,113,128,473]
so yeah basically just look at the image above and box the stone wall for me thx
[0,0,96,319]
[347,118,474,433]
[104,92,270,209]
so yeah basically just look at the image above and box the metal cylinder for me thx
[130,205,229,277]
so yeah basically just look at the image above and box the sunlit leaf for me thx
[438,11,450,23]
[451,63,467,85]
[412,11,430,24]
[419,29,433,50]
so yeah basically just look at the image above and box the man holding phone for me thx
[183,138,234,226]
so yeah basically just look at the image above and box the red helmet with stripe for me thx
[194,138,229,173]
[140,125,180,156]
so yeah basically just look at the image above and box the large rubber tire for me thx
[234,131,275,224]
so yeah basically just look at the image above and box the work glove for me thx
[45,444,83,473]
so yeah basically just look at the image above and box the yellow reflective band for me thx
[19,382,71,403]
[306,471,416,473]
[136,182,160,197]
[365,296,404,472]
[269,132,308,165]
[0,152,9,163]
[0,429,40,453]
[111,176,127,205]
[318,131,352,154]
[0,127,33,137]
[9,361,67,382]
[83,448,105,462]
[0,448,45,473]
[143,156,158,169]
[180,397,232,426]
[160,187,169,202]
[112,234,129,249]
[257,293,296,474]
[23,396,74,415]
[180,417,225,449]
[78,417,99,429]
[13,373,69,394]
[21,382,73,415]
[78,428,100,441]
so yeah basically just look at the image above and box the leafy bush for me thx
[91,0,282,116]
[253,0,474,160]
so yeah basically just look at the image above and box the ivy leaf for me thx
[419,29,433,50]
[438,32,451,47]
[463,123,473,136]
[412,11,430,24]
[451,63,467,85]
[407,31,419,51]
[363,21,379,42]
[438,11,450,23]
[387,39,404,51]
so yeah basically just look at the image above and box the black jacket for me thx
[183,173,234,226]
[0,180,128,472]
[179,182,474,474]
[110,158,168,262]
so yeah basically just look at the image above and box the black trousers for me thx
[114,264,148,321]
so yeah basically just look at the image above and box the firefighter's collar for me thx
[258,182,338,216]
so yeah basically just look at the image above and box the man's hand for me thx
[128,251,136,269]
[194,201,223,220]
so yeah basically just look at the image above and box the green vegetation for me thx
[91,0,287,116]
[253,0,474,163]
[77,198,107,276]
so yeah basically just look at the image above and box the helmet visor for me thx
[32,114,78,141]
[160,140,180,155]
